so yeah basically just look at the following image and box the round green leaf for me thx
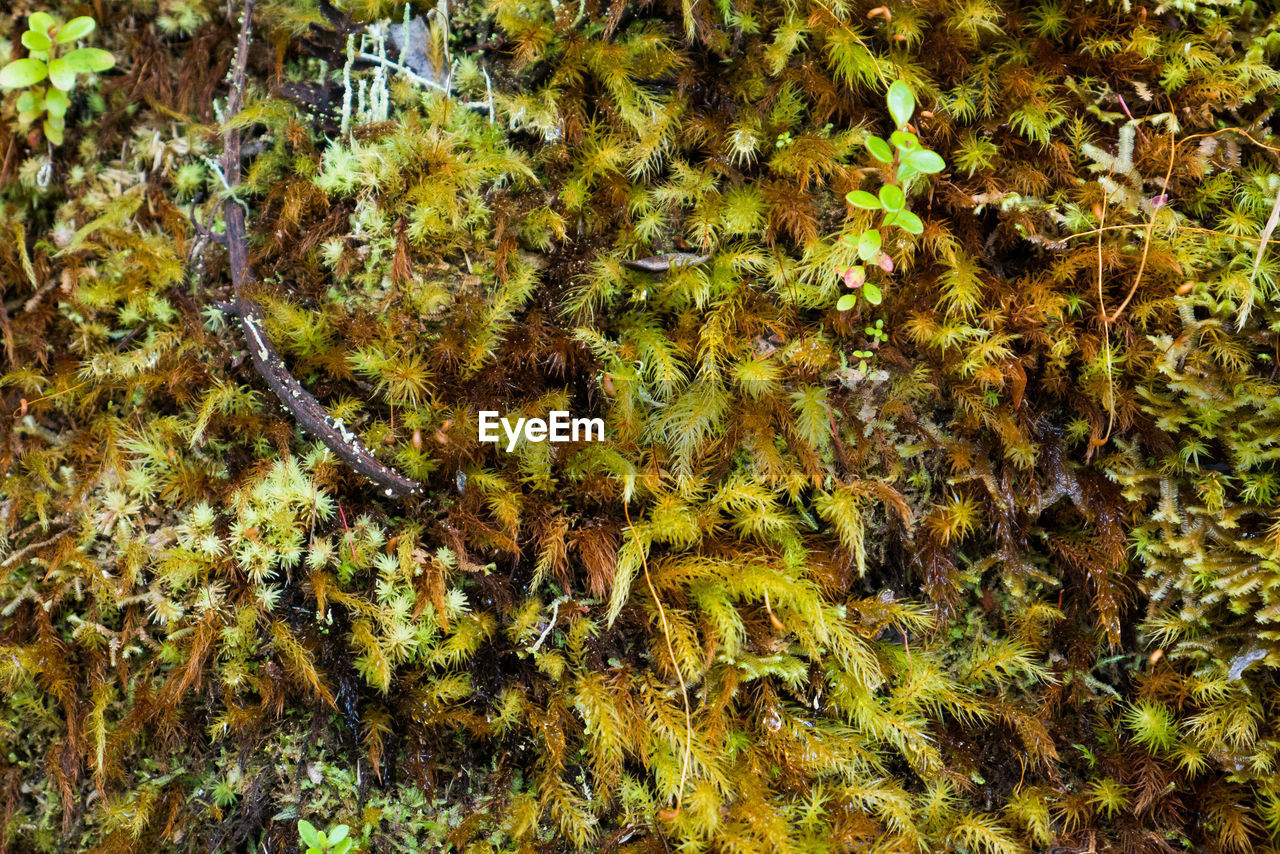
[22,30,52,51]
[863,282,883,305]
[865,135,893,163]
[845,190,881,210]
[879,184,905,212]
[837,293,858,311]
[44,86,69,117]
[62,48,115,74]
[46,58,74,91]
[328,826,350,846]
[887,80,915,129]
[56,16,97,44]
[15,89,38,113]
[332,841,353,854]
[857,229,882,261]
[890,130,918,150]
[894,209,924,235]
[29,12,57,34]
[43,116,64,145]
[298,820,321,849]
[907,149,945,174]
[0,58,48,88]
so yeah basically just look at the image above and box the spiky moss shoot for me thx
[173,160,207,196]
[1124,699,1180,754]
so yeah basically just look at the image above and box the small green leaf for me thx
[837,293,858,311]
[327,826,350,846]
[865,135,893,163]
[56,16,96,44]
[857,229,882,261]
[845,190,880,210]
[906,149,945,174]
[298,820,321,849]
[878,184,905,212]
[894,209,924,234]
[332,840,353,854]
[44,87,69,117]
[29,12,57,34]
[15,89,38,113]
[863,282,883,305]
[47,58,74,91]
[62,48,115,74]
[43,117,64,145]
[22,30,52,51]
[0,59,48,88]
[887,80,915,128]
[890,130,918,150]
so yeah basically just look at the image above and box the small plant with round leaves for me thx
[0,12,115,145]
[835,80,945,312]
[298,820,354,854]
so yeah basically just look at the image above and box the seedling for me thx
[298,820,354,854]
[835,80,945,313]
[0,12,115,145]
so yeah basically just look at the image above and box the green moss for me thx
[3,0,1280,852]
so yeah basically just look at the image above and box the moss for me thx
[3,0,1280,852]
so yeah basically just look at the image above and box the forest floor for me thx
[3,1,1280,853]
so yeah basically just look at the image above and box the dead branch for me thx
[217,0,422,498]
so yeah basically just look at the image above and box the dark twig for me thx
[6,278,59,315]
[0,297,13,365]
[189,200,227,246]
[217,0,421,498]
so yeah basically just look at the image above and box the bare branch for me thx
[217,0,422,498]
[221,300,422,498]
